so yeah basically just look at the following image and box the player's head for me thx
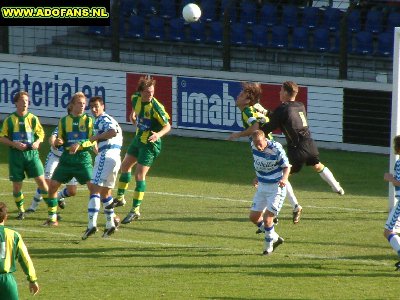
[241,82,262,106]
[13,91,30,111]
[394,135,400,155]
[89,96,105,118]
[69,92,86,116]
[137,75,156,102]
[252,130,267,151]
[280,81,298,102]
[0,202,8,223]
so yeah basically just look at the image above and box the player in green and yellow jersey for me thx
[113,76,171,224]
[0,202,39,299]
[43,92,95,226]
[0,91,48,220]
[228,82,303,226]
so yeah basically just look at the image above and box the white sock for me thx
[29,188,43,210]
[319,167,340,191]
[104,208,116,229]
[88,194,100,228]
[264,225,276,253]
[388,233,400,255]
[286,181,299,210]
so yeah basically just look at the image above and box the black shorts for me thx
[287,138,320,173]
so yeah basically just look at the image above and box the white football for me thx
[182,3,202,23]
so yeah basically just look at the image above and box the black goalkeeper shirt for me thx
[262,101,311,147]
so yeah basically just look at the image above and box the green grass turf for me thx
[0,127,397,299]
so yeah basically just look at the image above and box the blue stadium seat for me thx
[347,9,361,33]
[159,0,177,19]
[365,10,383,34]
[127,15,145,38]
[301,6,319,29]
[251,24,268,47]
[331,30,352,53]
[352,31,373,55]
[200,0,217,22]
[136,0,157,17]
[220,0,238,22]
[322,7,341,31]
[376,31,394,57]
[120,0,136,17]
[269,25,289,49]
[281,5,298,28]
[168,17,186,42]
[312,27,330,52]
[260,3,278,27]
[231,22,248,46]
[290,26,309,50]
[387,11,400,33]
[207,21,223,44]
[240,1,257,25]
[147,16,165,40]
[189,21,206,42]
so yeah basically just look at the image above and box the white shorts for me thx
[91,150,121,188]
[44,152,77,185]
[250,182,286,216]
[384,197,400,231]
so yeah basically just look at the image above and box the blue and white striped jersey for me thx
[94,112,123,152]
[251,139,290,184]
[395,159,400,197]
[50,126,63,157]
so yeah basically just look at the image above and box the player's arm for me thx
[31,116,45,150]
[0,120,27,150]
[15,234,39,295]
[261,108,281,134]
[384,173,400,186]
[279,166,291,188]
[148,122,171,143]
[228,122,259,140]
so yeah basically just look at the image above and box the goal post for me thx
[389,27,400,209]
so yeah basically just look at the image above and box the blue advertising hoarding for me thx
[177,77,243,132]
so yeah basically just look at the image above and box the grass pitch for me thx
[0,129,397,299]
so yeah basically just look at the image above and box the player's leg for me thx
[43,179,62,226]
[27,152,56,213]
[8,151,26,219]
[286,181,302,224]
[303,139,344,195]
[263,184,286,255]
[114,153,137,206]
[57,179,78,209]
[122,143,159,224]
[82,182,100,240]
[384,201,400,270]
[12,182,25,220]
[121,163,149,224]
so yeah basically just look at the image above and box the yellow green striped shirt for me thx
[0,225,37,282]
[0,112,45,145]
[131,93,170,144]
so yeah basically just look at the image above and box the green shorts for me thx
[0,273,19,300]
[126,137,161,167]
[52,151,93,185]
[9,149,44,182]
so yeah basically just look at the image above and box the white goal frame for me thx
[389,27,400,209]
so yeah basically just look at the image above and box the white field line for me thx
[15,226,392,267]
[0,178,387,213]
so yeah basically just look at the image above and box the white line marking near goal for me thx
[0,178,387,213]
[15,226,392,267]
